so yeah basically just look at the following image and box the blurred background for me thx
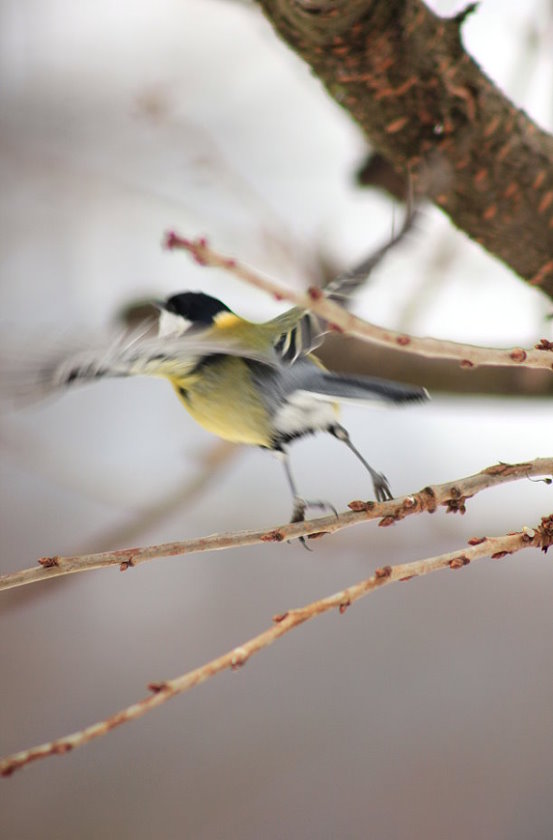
[1,1,552,837]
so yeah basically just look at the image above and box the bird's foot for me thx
[290,497,338,550]
[372,472,393,502]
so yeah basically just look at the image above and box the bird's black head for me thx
[164,292,232,325]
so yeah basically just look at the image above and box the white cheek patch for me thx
[157,310,192,337]
[274,390,337,436]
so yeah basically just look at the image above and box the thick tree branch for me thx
[166,234,553,372]
[1,457,551,593]
[254,0,553,299]
[2,514,552,776]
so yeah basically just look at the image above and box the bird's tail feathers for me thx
[304,372,429,406]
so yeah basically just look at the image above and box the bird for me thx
[14,287,428,533]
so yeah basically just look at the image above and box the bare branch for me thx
[318,335,553,398]
[1,457,551,593]
[2,514,552,777]
[165,234,553,372]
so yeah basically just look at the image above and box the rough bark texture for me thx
[255,0,553,301]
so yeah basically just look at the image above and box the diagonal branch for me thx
[2,514,552,776]
[165,234,553,372]
[254,0,553,298]
[1,457,551,593]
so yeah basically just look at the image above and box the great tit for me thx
[24,290,428,527]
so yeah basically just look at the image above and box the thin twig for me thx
[165,234,553,372]
[2,515,552,777]
[1,458,551,593]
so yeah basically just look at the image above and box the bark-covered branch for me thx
[318,334,553,397]
[1,457,551,593]
[166,233,553,372]
[2,514,552,776]
[254,0,553,299]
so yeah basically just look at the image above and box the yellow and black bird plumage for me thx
[14,288,428,527]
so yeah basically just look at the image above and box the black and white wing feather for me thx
[0,324,279,405]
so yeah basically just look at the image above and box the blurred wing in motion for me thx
[263,194,419,365]
[324,189,418,304]
[0,323,279,406]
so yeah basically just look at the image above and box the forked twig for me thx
[2,514,552,776]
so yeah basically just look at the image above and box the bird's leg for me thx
[330,424,393,502]
[277,450,337,548]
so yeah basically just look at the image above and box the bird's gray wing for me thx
[263,307,324,365]
[273,311,324,365]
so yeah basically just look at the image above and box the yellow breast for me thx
[169,356,272,447]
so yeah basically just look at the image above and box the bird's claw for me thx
[289,497,338,550]
[372,472,393,502]
[291,497,337,521]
